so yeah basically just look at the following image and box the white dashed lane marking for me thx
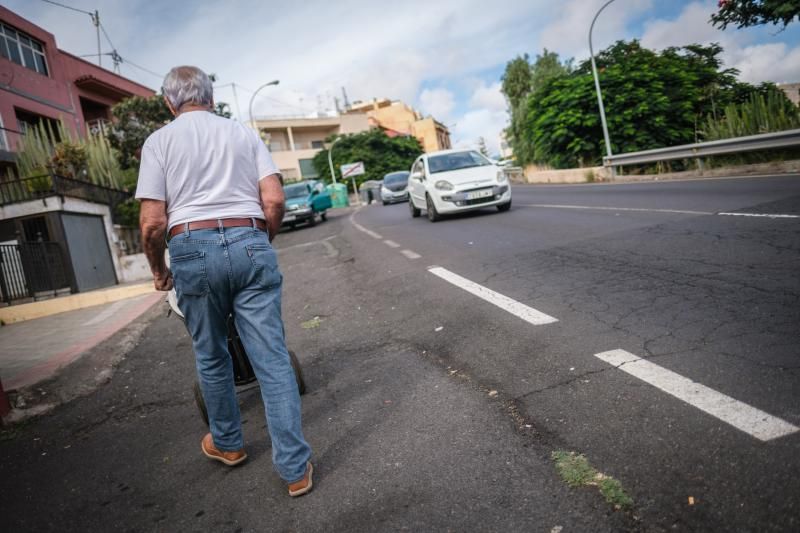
[401,249,421,259]
[518,204,712,215]
[717,212,799,219]
[595,349,799,442]
[428,267,558,326]
[384,240,401,248]
[518,204,799,219]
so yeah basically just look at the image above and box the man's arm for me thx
[139,199,173,291]
[259,174,285,242]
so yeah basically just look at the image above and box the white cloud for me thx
[469,81,506,112]
[451,109,508,155]
[419,88,456,122]
[640,1,800,84]
[538,0,654,60]
[726,43,800,84]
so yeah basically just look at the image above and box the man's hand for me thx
[139,199,171,290]
[153,269,173,291]
[259,173,285,242]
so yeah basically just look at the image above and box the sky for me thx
[6,0,800,154]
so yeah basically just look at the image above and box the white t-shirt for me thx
[135,111,280,230]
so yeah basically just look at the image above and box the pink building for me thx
[0,5,154,171]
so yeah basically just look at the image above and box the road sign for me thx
[341,162,365,177]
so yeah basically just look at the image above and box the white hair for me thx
[162,66,213,110]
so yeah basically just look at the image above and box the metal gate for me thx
[61,213,117,292]
[0,241,71,303]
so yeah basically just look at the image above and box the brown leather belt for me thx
[168,218,266,239]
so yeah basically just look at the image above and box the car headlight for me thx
[381,186,391,194]
[497,170,507,183]
[434,180,454,191]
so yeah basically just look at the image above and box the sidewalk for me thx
[0,290,162,396]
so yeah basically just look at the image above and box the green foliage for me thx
[501,50,573,165]
[85,132,123,188]
[521,40,765,169]
[16,121,62,180]
[551,450,633,509]
[711,0,800,29]
[51,141,87,179]
[551,451,595,487]
[15,117,124,191]
[108,95,172,169]
[311,130,423,189]
[703,89,800,139]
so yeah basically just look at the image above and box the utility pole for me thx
[91,10,101,67]
[231,83,242,122]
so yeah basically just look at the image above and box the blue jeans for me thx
[168,224,311,482]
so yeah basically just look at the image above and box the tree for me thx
[107,95,172,170]
[501,50,573,166]
[311,130,423,189]
[522,40,766,169]
[711,0,800,29]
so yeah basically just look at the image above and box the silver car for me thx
[380,171,410,205]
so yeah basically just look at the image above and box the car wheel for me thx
[382,201,388,206]
[308,213,317,227]
[497,199,512,212]
[409,198,421,218]
[426,194,441,222]
[321,211,327,221]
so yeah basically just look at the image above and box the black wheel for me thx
[497,199,512,212]
[308,213,317,227]
[320,211,327,221]
[409,198,421,217]
[382,201,388,206]
[426,194,441,222]
[193,381,209,427]
[289,223,296,230]
[289,350,306,395]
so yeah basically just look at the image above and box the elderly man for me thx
[136,66,313,497]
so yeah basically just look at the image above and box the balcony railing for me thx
[0,174,130,209]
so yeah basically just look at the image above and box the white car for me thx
[407,149,511,222]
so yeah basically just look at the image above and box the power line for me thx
[119,56,164,80]
[40,0,93,17]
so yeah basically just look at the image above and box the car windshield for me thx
[284,184,308,199]
[427,151,492,174]
[383,172,409,185]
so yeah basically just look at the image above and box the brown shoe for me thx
[288,462,314,497]
[201,433,247,466]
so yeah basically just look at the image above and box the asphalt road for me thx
[1,174,798,532]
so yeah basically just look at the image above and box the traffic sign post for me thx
[341,162,365,206]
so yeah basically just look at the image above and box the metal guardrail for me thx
[603,128,800,167]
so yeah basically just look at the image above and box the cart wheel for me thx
[289,350,306,395]
[193,380,209,427]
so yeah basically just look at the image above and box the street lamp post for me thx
[327,136,341,184]
[589,0,616,174]
[248,80,280,130]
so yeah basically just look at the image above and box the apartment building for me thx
[0,6,154,173]
[346,98,451,153]
[253,113,371,181]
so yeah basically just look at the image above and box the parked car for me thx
[407,149,511,222]
[380,171,410,205]
[282,180,332,228]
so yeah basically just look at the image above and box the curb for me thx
[0,282,155,325]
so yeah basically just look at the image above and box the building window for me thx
[0,23,48,76]
[298,158,319,179]
[0,115,8,152]
[311,140,325,149]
